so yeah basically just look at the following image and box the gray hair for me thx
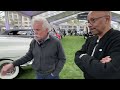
[31,16,51,32]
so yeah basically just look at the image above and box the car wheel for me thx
[0,60,19,79]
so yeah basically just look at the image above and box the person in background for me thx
[63,30,66,37]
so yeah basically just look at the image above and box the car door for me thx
[0,36,32,61]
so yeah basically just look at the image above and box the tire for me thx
[0,60,19,79]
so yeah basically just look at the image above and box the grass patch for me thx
[60,36,85,79]
[16,36,85,79]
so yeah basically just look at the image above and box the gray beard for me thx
[34,36,42,42]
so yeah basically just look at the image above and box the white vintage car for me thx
[0,35,33,79]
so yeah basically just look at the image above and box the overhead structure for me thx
[51,11,88,25]
[46,11,86,22]
[2,11,120,31]
[48,11,120,25]
[4,11,120,30]
[17,11,88,23]
[50,12,83,25]
[16,11,120,24]
[111,12,120,23]
[17,11,47,18]
[77,11,120,23]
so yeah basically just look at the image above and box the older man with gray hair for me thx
[1,16,66,79]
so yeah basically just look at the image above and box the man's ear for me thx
[45,28,49,32]
[46,28,48,31]
[105,15,110,23]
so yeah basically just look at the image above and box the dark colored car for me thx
[0,29,34,38]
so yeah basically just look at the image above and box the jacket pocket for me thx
[45,55,57,65]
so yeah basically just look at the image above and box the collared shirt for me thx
[35,34,50,45]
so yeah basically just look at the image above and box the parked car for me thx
[0,29,34,38]
[0,35,33,79]
[0,29,62,39]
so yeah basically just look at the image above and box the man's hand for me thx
[100,56,112,63]
[0,63,14,76]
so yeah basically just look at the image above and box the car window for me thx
[8,30,33,35]
[8,31,18,35]
[17,31,27,35]
[18,31,33,35]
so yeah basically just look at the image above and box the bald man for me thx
[75,11,120,79]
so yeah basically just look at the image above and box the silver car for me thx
[0,35,33,79]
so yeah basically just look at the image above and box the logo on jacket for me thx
[99,49,102,52]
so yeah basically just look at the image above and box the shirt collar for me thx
[35,34,50,45]
[44,34,50,41]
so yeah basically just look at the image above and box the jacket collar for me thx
[99,28,113,41]
[35,34,50,45]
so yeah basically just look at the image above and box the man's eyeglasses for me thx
[86,15,108,25]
